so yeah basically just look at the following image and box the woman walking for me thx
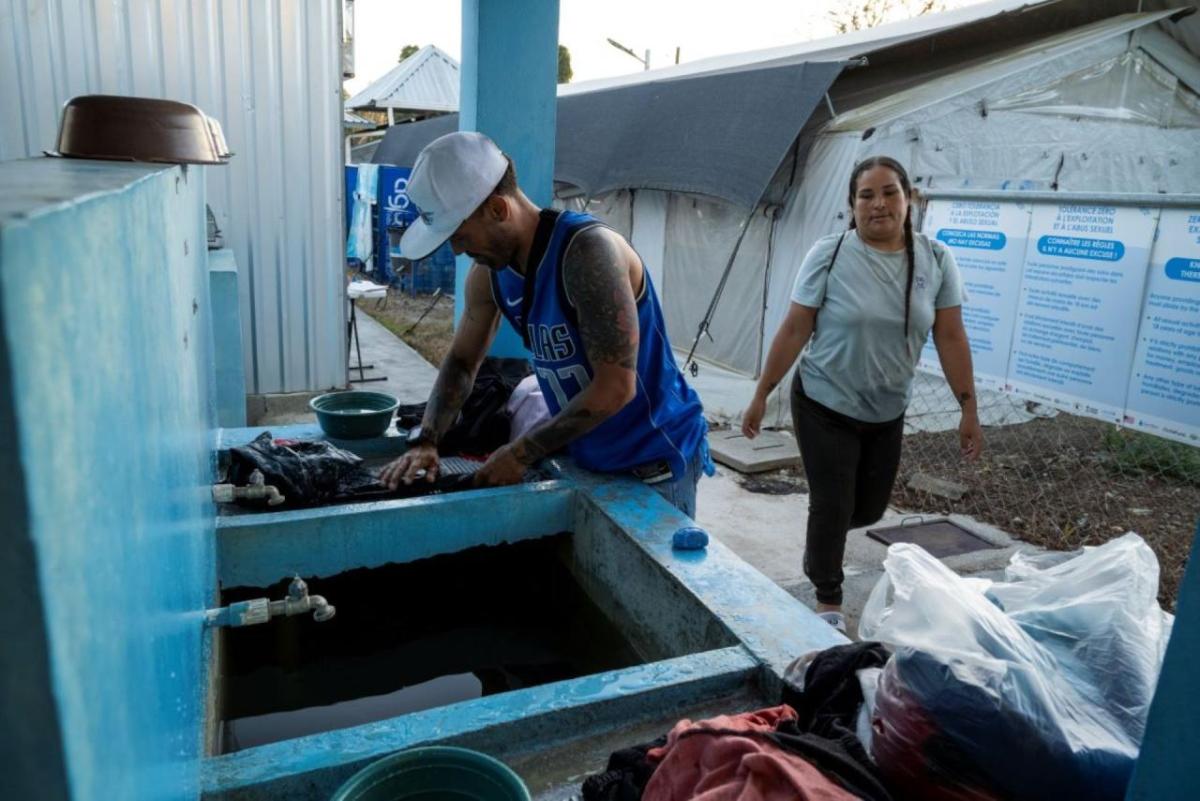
[741,156,983,633]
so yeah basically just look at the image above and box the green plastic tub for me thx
[310,391,399,439]
[331,746,531,801]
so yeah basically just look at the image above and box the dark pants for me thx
[791,374,905,605]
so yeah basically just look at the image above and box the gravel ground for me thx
[892,416,1197,611]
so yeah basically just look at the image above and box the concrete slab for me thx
[695,468,1036,639]
[695,468,807,586]
[708,428,802,473]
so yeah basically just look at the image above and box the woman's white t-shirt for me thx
[790,229,964,422]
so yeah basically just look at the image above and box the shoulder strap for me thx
[811,231,847,335]
[827,231,847,276]
[927,234,944,270]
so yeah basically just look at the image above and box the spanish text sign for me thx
[1007,204,1159,422]
[1124,209,1200,445]
[919,200,1031,391]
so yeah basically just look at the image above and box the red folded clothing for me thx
[643,705,860,801]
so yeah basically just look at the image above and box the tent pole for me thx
[757,207,780,379]
[684,131,807,378]
[682,203,759,375]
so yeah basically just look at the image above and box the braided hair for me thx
[847,156,916,357]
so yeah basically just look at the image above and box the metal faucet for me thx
[212,469,285,506]
[205,575,335,628]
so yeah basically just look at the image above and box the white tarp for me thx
[611,21,1200,429]
[662,195,772,373]
[550,11,1199,432]
[630,190,670,290]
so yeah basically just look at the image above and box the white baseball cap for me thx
[399,131,509,260]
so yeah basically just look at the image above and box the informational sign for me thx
[919,200,1031,391]
[1123,209,1200,445]
[1006,204,1159,422]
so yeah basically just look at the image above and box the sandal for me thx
[817,610,847,633]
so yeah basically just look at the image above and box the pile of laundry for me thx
[226,432,380,507]
[582,533,1173,801]
[222,358,553,510]
[393,357,548,456]
[225,432,481,508]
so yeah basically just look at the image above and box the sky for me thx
[344,0,994,94]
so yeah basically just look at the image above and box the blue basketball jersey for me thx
[491,210,705,479]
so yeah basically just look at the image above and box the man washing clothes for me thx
[380,132,711,516]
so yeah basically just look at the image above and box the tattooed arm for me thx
[421,264,501,440]
[475,227,639,485]
[381,264,500,487]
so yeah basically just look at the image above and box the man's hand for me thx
[959,412,983,461]
[473,442,528,487]
[380,444,440,489]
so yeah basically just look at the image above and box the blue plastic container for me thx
[331,746,531,801]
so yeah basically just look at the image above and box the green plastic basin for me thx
[331,746,531,801]
[309,391,399,440]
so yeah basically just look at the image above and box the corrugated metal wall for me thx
[1,0,347,394]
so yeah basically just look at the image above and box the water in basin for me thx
[217,534,642,753]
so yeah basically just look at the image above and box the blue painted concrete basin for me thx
[202,424,846,800]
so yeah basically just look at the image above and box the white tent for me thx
[345,45,460,163]
[346,45,460,122]
[558,1,1200,425]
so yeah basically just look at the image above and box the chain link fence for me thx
[889,371,1199,609]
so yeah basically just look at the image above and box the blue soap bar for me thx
[672,526,709,550]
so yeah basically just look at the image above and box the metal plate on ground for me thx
[709,429,801,474]
[866,518,996,558]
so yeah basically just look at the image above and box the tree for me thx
[399,44,420,62]
[828,0,945,34]
[558,44,573,84]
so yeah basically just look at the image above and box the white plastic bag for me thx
[860,534,1173,801]
[987,532,1173,743]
